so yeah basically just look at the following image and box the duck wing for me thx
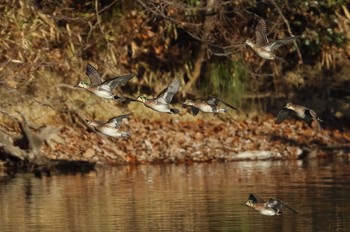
[276,108,293,124]
[275,199,298,214]
[105,113,132,127]
[156,78,181,104]
[207,96,238,112]
[206,96,221,106]
[282,203,298,214]
[101,74,135,91]
[248,194,265,203]
[305,108,322,132]
[265,36,299,51]
[266,198,284,212]
[86,64,103,87]
[188,106,200,116]
[305,108,319,121]
[255,18,269,45]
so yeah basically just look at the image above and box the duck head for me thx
[85,119,97,127]
[136,96,148,103]
[284,102,295,110]
[244,199,256,208]
[245,38,254,48]
[183,99,195,106]
[76,80,90,88]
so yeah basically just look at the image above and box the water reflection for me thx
[1,159,350,232]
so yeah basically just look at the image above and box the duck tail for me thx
[122,131,131,139]
[284,204,298,214]
[218,108,227,113]
[114,95,122,101]
[114,96,137,103]
[275,56,286,62]
[170,108,180,114]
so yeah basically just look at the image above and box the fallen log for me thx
[0,119,95,177]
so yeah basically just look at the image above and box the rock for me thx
[227,150,283,161]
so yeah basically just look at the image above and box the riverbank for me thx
[41,114,350,165]
[1,113,350,177]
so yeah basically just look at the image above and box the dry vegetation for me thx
[0,0,350,175]
[41,115,350,165]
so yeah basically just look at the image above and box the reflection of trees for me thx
[2,163,350,231]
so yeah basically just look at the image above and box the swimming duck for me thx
[76,63,135,99]
[85,113,131,138]
[183,96,238,116]
[276,102,322,132]
[245,18,299,61]
[243,194,298,216]
[133,78,181,114]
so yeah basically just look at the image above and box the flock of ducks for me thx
[74,18,323,138]
[74,18,320,216]
[76,63,244,138]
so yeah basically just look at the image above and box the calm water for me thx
[1,159,350,232]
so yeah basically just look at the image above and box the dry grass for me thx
[0,0,349,132]
[0,1,137,128]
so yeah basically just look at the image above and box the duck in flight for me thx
[183,96,238,116]
[245,18,299,61]
[76,64,135,100]
[243,193,298,216]
[132,78,181,114]
[85,113,132,138]
[276,102,322,132]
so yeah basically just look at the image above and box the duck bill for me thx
[241,201,249,206]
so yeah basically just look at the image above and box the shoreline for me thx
[43,115,350,164]
[1,114,350,177]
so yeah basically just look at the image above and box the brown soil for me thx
[41,114,350,165]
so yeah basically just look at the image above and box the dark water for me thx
[1,159,350,232]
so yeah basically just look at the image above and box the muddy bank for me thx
[39,115,350,165]
[1,113,350,178]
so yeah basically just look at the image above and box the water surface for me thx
[1,159,350,232]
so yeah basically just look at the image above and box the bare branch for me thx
[270,0,303,64]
